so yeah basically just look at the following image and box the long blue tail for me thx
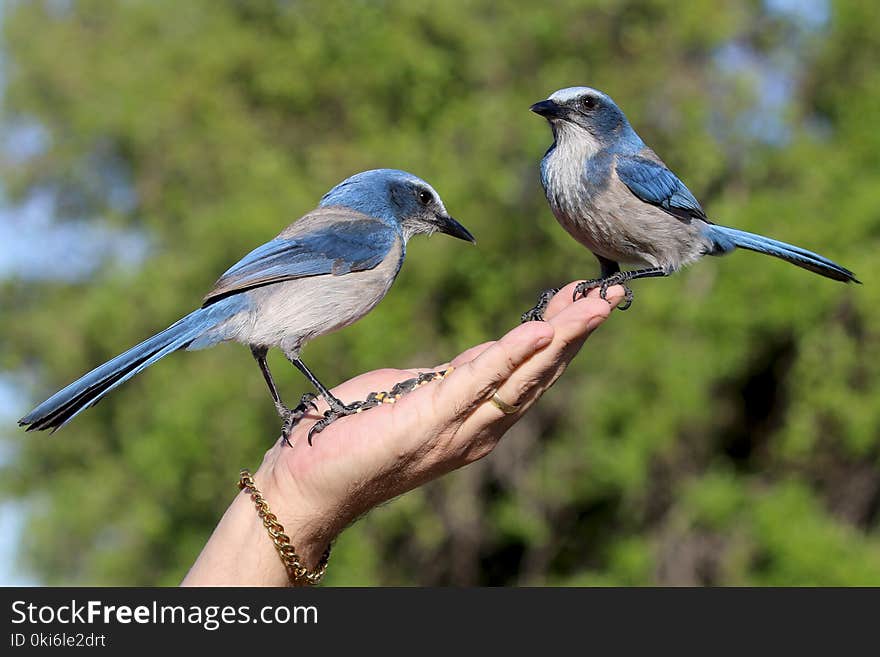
[19,300,240,432]
[706,225,859,284]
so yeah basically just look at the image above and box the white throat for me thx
[541,121,603,222]
[553,120,601,160]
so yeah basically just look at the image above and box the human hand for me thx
[253,282,625,570]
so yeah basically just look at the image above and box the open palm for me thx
[261,281,625,545]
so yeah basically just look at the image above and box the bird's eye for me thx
[418,190,433,205]
[581,96,597,110]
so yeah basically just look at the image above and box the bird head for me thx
[320,169,475,244]
[530,87,639,151]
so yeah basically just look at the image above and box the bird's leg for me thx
[521,287,561,323]
[251,346,317,446]
[251,346,289,417]
[286,355,366,446]
[287,355,347,411]
[573,261,668,311]
[286,354,452,445]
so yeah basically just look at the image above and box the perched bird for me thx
[19,169,475,443]
[522,86,859,321]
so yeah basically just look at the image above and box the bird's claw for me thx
[307,401,365,445]
[279,393,320,446]
[573,277,634,311]
[617,286,634,310]
[306,369,453,445]
[296,392,319,412]
[521,287,560,323]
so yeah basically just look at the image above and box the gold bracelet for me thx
[238,469,330,586]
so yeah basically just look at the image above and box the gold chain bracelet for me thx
[238,469,330,586]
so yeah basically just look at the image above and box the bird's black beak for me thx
[435,214,476,244]
[530,99,564,119]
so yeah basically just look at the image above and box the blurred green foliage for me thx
[1,0,878,585]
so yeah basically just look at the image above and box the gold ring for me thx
[490,393,521,414]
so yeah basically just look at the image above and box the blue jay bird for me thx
[19,169,475,443]
[522,86,859,321]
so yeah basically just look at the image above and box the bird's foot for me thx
[573,275,634,311]
[279,393,319,446]
[307,369,452,445]
[521,287,560,323]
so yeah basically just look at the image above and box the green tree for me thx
[1,0,877,585]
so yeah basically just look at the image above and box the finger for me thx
[472,285,624,421]
[549,284,625,347]
[539,279,628,323]
[448,341,496,368]
[404,341,497,376]
[538,281,582,322]
[433,321,554,419]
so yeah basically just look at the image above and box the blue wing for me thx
[616,153,707,222]
[203,217,397,306]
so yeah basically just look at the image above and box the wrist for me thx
[256,453,338,578]
[181,444,339,587]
